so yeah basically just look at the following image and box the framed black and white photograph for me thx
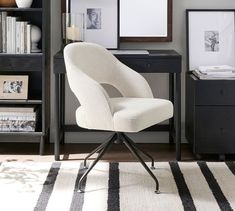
[187,10,235,70]
[70,0,119,49]
[204,31,219,52]
[86,8,101,30]
[0,75,29,99]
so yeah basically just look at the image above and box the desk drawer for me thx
[147,58,181,73]
[118,58,148,72]
[118,57,181,73]
[195,79,235,105]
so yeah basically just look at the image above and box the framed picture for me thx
[0,75,29,100]
[68,0,119,49]
[119,0,172,42]
[186,10,235,70]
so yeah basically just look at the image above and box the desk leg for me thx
[169,73,174,144]
[175,73,181,161]
[54,73,60,161]
[61,74,65,144]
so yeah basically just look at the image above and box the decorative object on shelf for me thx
[70,0,119,49]
[187,10,235,71]
[15,0,33,8]
[62,13,84,45]
[30,25,41,53]
[0,0,16,7]
[0,75,28,99]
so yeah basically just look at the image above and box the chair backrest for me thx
[64,42,118,84]
[64,42,153,98]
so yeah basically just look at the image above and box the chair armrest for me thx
[66,63,114,130]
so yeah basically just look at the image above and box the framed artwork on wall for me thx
[186,10,235,71]
[119,0,172,42]
[0,75,29,100]
[65,0,119,49]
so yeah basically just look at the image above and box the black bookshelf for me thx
[0,0,51,155]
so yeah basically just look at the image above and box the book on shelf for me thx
[0,107,35,112]
[0,106,37,132]
[192,65,235,80]
[0,119,36,132]
[26,24,31,54]
[0,12,32,54]
[1,12,7,53]
[0,13,2,53]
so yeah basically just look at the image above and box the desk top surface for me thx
[54,49,182,74]
[54,49,181,59]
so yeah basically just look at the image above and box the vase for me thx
[0,0,16,7]
[15,0,33,8]
[62,13,85,45]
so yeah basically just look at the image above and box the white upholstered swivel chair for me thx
[64,42,173,194]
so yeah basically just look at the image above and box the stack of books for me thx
[0,12,31,54]
[0,107,37,132]
[192,65,235,80]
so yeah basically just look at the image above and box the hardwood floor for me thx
[0,142,234,162]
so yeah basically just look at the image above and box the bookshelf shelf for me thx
[0,0,50,155]
[0,99,42,105]
[0,131,43,136]
[0,53,43,56]
[0,8,42,12]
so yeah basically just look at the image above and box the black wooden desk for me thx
[53,50,182,161]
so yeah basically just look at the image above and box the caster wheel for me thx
[155,190,160,194]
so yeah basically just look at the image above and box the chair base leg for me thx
[83,134,115,168]
[120,133,159,193]
[78,133,117,192]
[78,132,159,194]
[122,133,155,169]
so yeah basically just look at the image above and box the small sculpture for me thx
[31,25,41,53]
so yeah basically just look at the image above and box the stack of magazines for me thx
[192,65,235,80]
[0,107,36,132]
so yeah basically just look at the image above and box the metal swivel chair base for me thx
[78,132,160,194]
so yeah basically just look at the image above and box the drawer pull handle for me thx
[220,128,224,133]
[147,63,151,68]
[220,89,224,95]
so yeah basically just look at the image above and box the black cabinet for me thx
[185,74,235,157]
[0,0,50,155]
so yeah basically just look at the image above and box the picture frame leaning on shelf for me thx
[187,10,235,71]
[0,75,29,99]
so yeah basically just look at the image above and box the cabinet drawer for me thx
[195,106,235,153]
[195,80,235,105]
[0,56,42,72]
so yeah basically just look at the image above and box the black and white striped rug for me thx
[0,161,234,211]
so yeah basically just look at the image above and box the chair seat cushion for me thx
[110,97,173,132]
